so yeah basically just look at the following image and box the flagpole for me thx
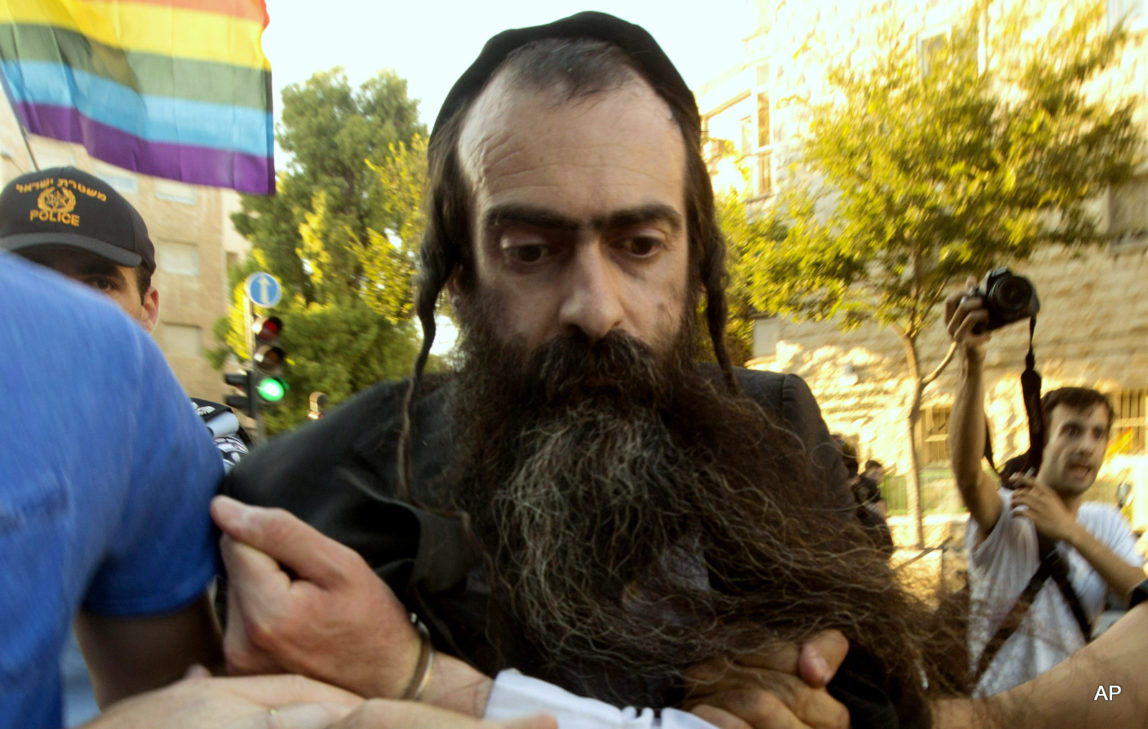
[15,121,38,171]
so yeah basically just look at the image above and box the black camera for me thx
[971,267,1040,332]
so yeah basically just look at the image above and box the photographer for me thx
[945,274,1146,698]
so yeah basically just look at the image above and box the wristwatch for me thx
[1131,577,1148,609]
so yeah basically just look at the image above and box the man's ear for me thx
[140,286,160,333]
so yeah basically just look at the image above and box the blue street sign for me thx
[245,272,282,308]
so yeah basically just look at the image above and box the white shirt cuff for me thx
[484,669,719,729]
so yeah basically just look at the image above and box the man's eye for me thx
[84,277,115,291]
[505,244,549,264]
[616,236,662,257]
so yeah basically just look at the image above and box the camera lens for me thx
[990,276,1034,313]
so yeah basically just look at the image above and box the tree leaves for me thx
[743,0,1141,341]
[217,69,430,432]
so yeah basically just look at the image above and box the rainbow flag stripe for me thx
[0,0,274,194]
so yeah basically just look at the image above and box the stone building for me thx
[0,102,248,403]
[697,0,1148,538]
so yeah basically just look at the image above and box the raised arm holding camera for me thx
[945,273,1146,698]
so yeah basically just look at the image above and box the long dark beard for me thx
[450,297,939,712]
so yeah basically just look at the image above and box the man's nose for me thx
[557,243,624,342]
[1077,434,1104,458]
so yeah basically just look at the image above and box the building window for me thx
[739,116,753,156]
[755,63,770,88]
[918,18,983,79]
[1109,0,1148,32]
[703,135,726,165]
[918,27,950,79]
[93,163,138,195]
[920,405,952,465]
[756,91,771,149]
[756,152,773,197]
[158,323,202,358]
[1109,389,1148,454]
[154,179,197,204]
[36,151,76,170]
[156,240,200,276]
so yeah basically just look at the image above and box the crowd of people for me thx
[2,10,1146,729]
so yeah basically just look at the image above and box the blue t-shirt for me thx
[0,254,222,728]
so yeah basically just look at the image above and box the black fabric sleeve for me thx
[735,369,855,514]
[1130,578,1148,609]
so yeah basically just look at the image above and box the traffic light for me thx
[224,370,256,418]
[251,315,287,405]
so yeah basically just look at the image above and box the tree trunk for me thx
[899,331,926,549]
[904,383,925,549]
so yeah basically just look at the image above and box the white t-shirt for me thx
[486,670,719,729]
[966,489,1143,697]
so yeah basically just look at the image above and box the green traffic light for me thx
[257,377,286,403]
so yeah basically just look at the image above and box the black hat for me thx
[432,11,700,142]
[0,166,155,273]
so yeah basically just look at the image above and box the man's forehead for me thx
[460,71,673,144]
[1050,403,1110,427]
[458,75,684,201]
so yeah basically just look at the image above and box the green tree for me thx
[358,135,428,322]
[217,69,429,433]
[232,68,424,305]
[743,0,1143,546]
[713,160,788,365]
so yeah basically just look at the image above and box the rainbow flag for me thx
[0,0,274,194]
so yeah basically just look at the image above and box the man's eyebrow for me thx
[484,205,579,232]
[602,204,683,233]
[483,203,683,234]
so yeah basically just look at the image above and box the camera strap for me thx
[984,316,1044,478]
[1019,316,1045,474]
[974,532,1055,681]
[974,529,1092,682]
[1040,531,1093,641]
[974,316,1092,682]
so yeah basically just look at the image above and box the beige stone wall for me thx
[147,178,235,402]
[746,239,1148,508]
[0,103,247,404]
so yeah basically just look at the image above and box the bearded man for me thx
[221,12,944,728]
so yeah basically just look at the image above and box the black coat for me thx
[223,367,921,727]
